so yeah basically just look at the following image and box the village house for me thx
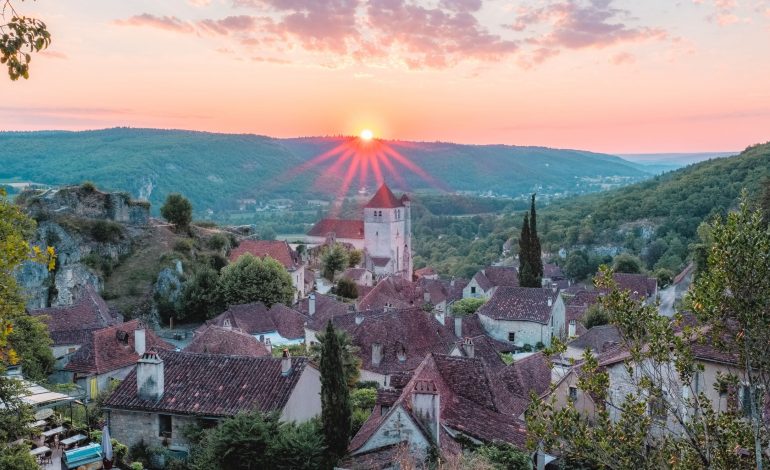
[228,239,306,301]
[104,349,321,451]
[611,272,658,303]
[341,267,374,288]
[563,324,621,362]
[476,286,566,349]
[462,266,518,299]
[564,290,602,338]
[344,353,548,467]
[184,324,272,357]
[205,301,308,347]
[301,292,354,347]
[29,285,122,377]
[63,319,173,400]
[306,219,366,250]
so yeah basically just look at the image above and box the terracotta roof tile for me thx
[476,287,556,324]
[104,350,309,417]
[568,325,621,353]
[364,184,404,209]
[307,218,364,239]
[29,285,121,346]
[543,263,565,279]
[612,273,657,300]
[185,324,271,357]
[473,266,519,291]
[207,302,307,340]
[65,320,173,375]
[300,293,353,330]
[228,240,298,270]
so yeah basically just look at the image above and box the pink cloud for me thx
[610,51,635,65]
[198,15,261,35]
[513,0,666,50]
[114,14,195,34]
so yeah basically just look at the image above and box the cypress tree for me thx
[529,194,543,286]
[518,213,536,287]
[320,320,352,460]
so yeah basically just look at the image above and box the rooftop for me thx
[228,239,298,270]
[206,302,307,340]
[476,286,557,324]
[364,184,404,209]
[184,324,272,357]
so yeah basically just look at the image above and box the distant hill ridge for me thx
[0,127,649,216]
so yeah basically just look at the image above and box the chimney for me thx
[412,380,440,446]
[372,343,383,366]
[264,337,272,353]
[547,297,553,307]
[308,293,316,316]
[355,313,364,325]
[281,349,292,376]
[454,316,463,337]
[134,329,146,356]
[463,337,475,358]
[136,352,164,401]
[423,292,431,303]
[552,284,558,294]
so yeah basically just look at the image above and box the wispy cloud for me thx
[114,14,195,34]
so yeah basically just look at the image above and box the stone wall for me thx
[22,186,150,225]
[108,410,199,450]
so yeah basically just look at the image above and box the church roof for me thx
[365,184,404,209]
[307,218,364,239]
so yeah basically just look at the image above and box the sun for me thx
[360,129,374,141]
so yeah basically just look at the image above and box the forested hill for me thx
[0,128,648,215]
[538,142,770,271]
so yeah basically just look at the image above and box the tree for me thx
[0,188,54,468]
[319,321,352,460]
[188,412,325,470]
[179,267,224,322]
[160,193,193,231]
[333,277,358,299]
[528,194,543,284]
[518,213,538,287]
[321,244,348,281]
[528,197,770,469]
[347,249,362,268]
[258,226,277,241]
[612,252,643,274]
[452,298,486,316]
[7,314,54,383]
[760,177,770,226]
[219,253,294,307]
[564,250,590,280]
[473,442,532,470]
[0,0,51,80]
[582,304,609,329]
[311,326,361,388]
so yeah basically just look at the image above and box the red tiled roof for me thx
[103,350,309,417]
[612,273,657,299]
[414,267,436,278]
[477,286,556,324]
[565,290,602,328]
[30,285,121,346]
[567,325,621,353]
[207,302,307,340]
[364,184,404,209]
[228,240,298,270]
[543,263,565,280]
[65,320,173,375]
[336,308,458,375]
[349,353,529,455]
[473,266,518,291]
[299,293,352,330]
[357,276,421,311]
[495,352,553,415]
[185,325,271,357]
[307,218,364,239]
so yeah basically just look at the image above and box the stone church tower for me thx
[363,184,413,280]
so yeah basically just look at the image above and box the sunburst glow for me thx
[273,133,444,218]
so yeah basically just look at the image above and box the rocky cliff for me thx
[20,185,150,225]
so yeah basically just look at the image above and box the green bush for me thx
[91,220,123,243]
[173,239,194,254]
[452,297,486,316]
[351,388,376,410]
[584,304,610,330]
[80,181,97,193]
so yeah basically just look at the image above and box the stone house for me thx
[103,349,321,451]
[228,239,306,301]
[462,266,518,299]
[611,272,658,303]
[341,268,374,288]
[205,301,307,347]
[476,286,566,349]
[563,324,621,362]
[63,319,173,400]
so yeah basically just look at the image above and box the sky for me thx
[1,0,769,153]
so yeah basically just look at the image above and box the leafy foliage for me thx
[319,321,352,460]
[160,193,193,230]
[321,244,348,281]
[179,266,224,322]
[0,0,51,80]
[472,442,532,470]
[7,313,54,383]
[333,277,358,299]
[452,297,486,316]
[612,253,643,274]
[582,304,610,330]
[219,253,294,308]
[311,327,361,388]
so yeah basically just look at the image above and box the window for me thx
[159,414,173,438]
[68,347,77,354]
[568,320,576,337]
[508,332,515,342]
[569,386,578,401]
[740,385,757,417]
[470,286,476,294]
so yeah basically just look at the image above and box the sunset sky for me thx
[2,0,769,153]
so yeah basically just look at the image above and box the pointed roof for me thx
[365,184,404,209]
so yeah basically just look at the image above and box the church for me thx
[306,184,413,280]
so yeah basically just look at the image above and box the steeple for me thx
[365,184,403,209]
